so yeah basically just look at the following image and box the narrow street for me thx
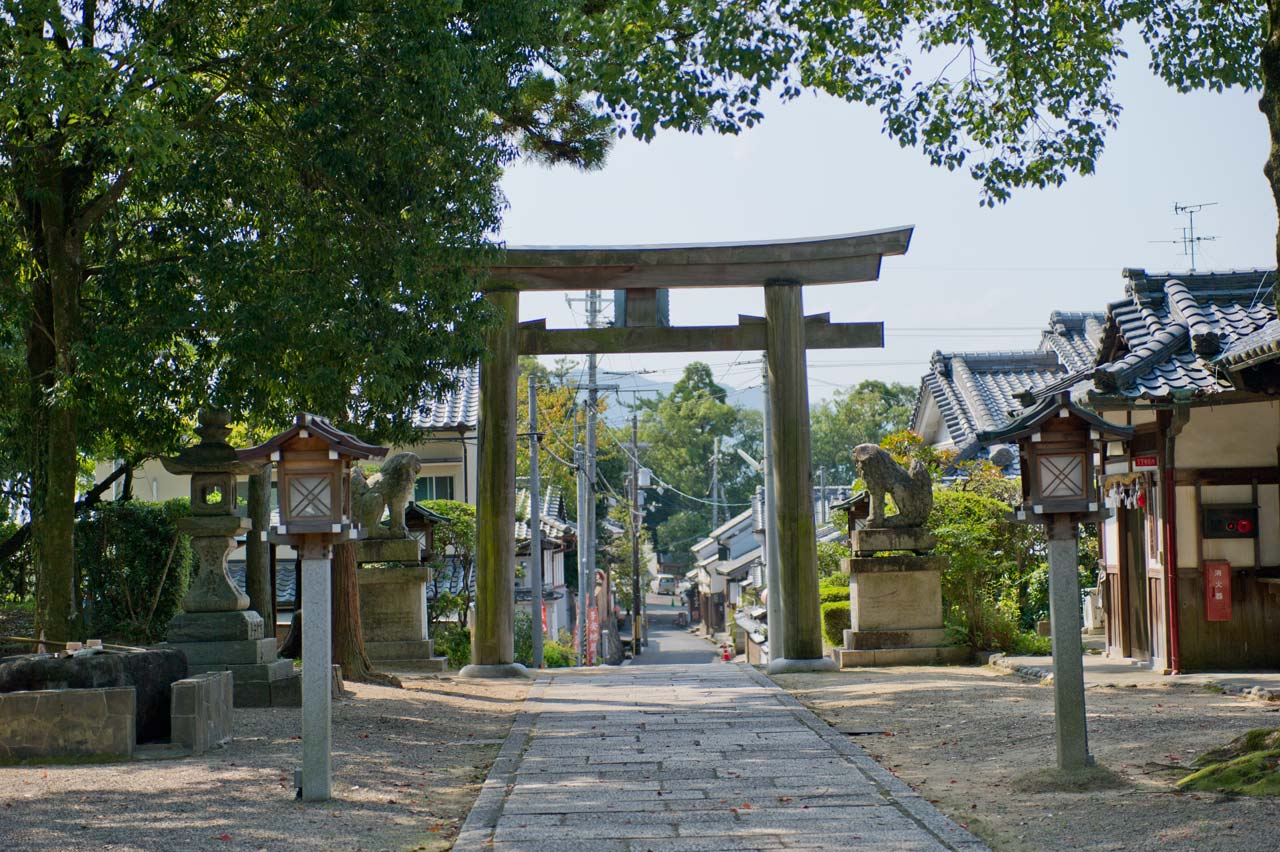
[453,663,987,852]
[630,592,722,666]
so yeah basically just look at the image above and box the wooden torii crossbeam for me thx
[463,227,913,677]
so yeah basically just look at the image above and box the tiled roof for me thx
[229,563,297,610]
[1090,269,1276,401]
[912,311,1105,473]
[412,364,479,431]
[1040,311,1106,372]
[515,486,576,544]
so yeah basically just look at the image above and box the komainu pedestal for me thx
[833,527,968,668]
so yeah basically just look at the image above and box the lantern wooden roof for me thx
[976,392,1134,446]
[239,413,388,463]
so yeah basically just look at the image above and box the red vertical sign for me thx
[1204,560,1232,621]
[541,602,548,636]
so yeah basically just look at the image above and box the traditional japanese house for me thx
[912,312,1104,472]
[1071,269,1280,672]
[514,486,575,640]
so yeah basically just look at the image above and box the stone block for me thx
[0,687,135,761]
[851,527,936,555]
[834,646,969,668]
[365,639,434,660]
[188,658,299,708]
[0,649,184,743]
[170,671,232,755]
[167,610,265,642]
[270,674,302,706]
[842,628,949,650]
[842,554,947,574]
[164,637,277,666]
[356,537,420,564]
[848,569,944,632]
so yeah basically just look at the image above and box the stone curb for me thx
[986,653,1280,702]
[451,674,550,851]
[744,663,991,851]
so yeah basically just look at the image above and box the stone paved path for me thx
[454,664,988,852]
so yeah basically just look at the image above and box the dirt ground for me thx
[0,674,528,852]
[773,665,1280,852]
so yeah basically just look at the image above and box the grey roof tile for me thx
[412,364,479,431]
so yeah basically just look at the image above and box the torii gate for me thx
[460,227,913,677]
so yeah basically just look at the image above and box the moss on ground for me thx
[1178,729,1280,797]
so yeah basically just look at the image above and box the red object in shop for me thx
[1204,560,1232,622]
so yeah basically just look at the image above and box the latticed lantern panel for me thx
[289,475,333,518]
[1039,454,1085,500]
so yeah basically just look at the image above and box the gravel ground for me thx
[0,674,529,852]
[772,665,1280,852]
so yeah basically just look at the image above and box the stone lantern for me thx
[161,409,301,708]
[239,413,386,803]
[978,391,1133,772]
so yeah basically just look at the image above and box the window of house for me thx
[415,475,455,502]
[717,544,730,561]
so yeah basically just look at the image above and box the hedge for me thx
[820,600,851,647]
[818,581,847,605]
[76,499,194,644]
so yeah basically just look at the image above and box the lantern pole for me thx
[1046,516,1090,770]
[300,538,333,801]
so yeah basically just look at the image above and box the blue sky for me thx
[499,44,1276,403]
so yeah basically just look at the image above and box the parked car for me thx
[652,575,679,595]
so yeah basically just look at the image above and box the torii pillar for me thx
[459,228,913,678]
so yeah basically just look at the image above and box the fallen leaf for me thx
[218,834,231,842]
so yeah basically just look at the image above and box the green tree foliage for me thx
[5,1,1266,643]
[75,499,194,644]
[811,381,916,485]
[929,489,1046,652]
[422,499,475,630]
[635,363,761,566]
[817,541,852,581]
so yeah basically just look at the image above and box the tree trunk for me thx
[245,467,274,624]
[28,185,84,646]
[1262,1,1280,306]
[330,541,400,686]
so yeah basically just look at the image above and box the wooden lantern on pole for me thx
[240,414,386,802]
[978,392,1132,771]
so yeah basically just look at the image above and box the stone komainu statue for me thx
[350,451,422,538]
[852,443,932,528]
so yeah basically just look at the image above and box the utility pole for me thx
[575,437,588,666]
[761,359,784,663]
[710,436,721,530]
[818,467,827,524]
[584,290,600,659]
[630,414,641,659]
[528,375,544,669]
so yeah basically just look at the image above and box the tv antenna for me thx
[1150,202,1217,272]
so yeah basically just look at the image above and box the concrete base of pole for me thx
[458,663,531,679]
[300,554,331,803]
[767,657,839,675]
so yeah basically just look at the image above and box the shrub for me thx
[543,640,574,668]
[930,490,1036,652]
[821,600,850,647]
[513,610,575,668]
[819,580,847,605]
[436,624,472,669]
[817,541,851,580]
[76,499,194,644]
